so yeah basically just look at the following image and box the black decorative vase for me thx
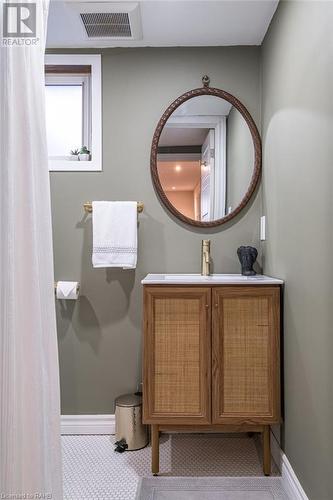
[237,246,258,276]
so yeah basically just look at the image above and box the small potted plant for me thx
[69,148,79,161]
[78,146,91,161]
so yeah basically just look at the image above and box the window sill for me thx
[49,158,102,172]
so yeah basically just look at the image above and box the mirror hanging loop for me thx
[202,75,210,87]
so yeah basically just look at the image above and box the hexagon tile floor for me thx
[62,433,287,500]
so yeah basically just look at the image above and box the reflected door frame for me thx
[200,129,214,221]
[165,115,226,219]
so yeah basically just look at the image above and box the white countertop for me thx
[141,273,284,285]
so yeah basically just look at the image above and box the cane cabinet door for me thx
[143,287,211,424]
[212,286,280,425]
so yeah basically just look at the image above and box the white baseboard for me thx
[61,414,115,435]
[270,431,308,500]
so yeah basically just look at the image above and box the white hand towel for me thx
[92,201,137,269]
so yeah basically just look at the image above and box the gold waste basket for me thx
[115,394,149,451]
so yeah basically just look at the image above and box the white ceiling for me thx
[46,0,279,48]
[174,95,232,117]
[159,128,209,147]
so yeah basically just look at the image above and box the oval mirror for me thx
[151,82,261,227]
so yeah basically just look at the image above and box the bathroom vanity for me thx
[144,77,282,475]
[141,274,283,476]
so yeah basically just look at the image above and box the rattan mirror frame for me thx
[150,85,262,228]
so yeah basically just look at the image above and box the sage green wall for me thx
[261,2,333,499]
[50,47,262,415]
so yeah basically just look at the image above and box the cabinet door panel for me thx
[212,287,280,425]
[143,287,211,424]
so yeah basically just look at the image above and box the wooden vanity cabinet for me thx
[212,287,280,425]
[143,287,211,425]
[143,285,281,475]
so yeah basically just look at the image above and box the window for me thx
[45,54,102,171]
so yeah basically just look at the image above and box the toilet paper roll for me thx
[56,281,79,300]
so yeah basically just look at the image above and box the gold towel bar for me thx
[83,201,144,213]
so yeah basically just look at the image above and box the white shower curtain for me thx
[0,1,63,498]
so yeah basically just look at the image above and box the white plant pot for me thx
[78,153,91,161]
[69,155,79,161]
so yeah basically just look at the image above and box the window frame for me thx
[45,54,102,172]
[45,74,90,160]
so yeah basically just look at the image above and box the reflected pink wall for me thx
[165,191,195,219]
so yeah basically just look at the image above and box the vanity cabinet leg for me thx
[151,424,159,475]
[263,425,271,476]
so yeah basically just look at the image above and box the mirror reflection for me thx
[157,96,254,222]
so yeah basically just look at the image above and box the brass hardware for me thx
[84,201,144,213]
[202,75,210,87]
[201,239,211,276]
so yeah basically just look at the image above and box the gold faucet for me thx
[201,240,211,276]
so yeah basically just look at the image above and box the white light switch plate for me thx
[260,216,266,241]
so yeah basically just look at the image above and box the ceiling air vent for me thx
[80,13,131,38]
[70,2,142,40]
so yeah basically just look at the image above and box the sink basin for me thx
[141,273,283,285]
